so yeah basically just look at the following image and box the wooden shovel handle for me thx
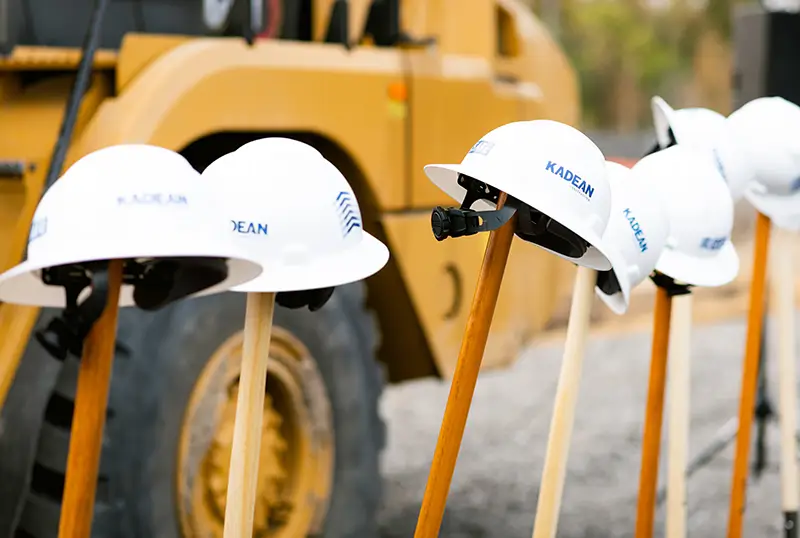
[57,259,124,538]
[727,211,771,538]
[531,265,596,538]
[666,293,693,538]
[223,292,276,538]
[771,228,799,525]
[414,194,517,538]
[634,284,673,538]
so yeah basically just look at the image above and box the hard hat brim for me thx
[0,248,263,308]
[594,244,632,315]
[654,240,739,287]
[424,162,613,271]
[230,230,389,293]
[651,96,677,149]
[744,187,800,232]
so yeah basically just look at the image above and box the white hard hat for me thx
[0,144,264,307]
[424,120,614,271]
[632,145,739,287]
[651,96,753,201]
[651,96,726,149]
[728,97,800,229]
[202,137,390,292]
[595,161,670,314]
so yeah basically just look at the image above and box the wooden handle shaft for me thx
[57,259,124,538]
[531,266,596,538]
[634,284,673,538]
[223,292,276,538]
[414,196,518,538]
[771,229,799,513]
[665,293,693,538]
[727,212,771,538]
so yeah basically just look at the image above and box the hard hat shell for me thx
[424,119,614,271]
[730,97,800,230]
[651,96,753,201]
[0,144,264,307]
[633,145,739,287]
[651,96,726,149]
[596,161,671,315]
[202,137,390,293]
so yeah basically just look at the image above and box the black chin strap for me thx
[35,262,111,361]
[429,173,591,260]
[650,271,692,296]
[35,256,233,361]
[596,269,622,296]
[515,206,589,259]
[276,287,336,312]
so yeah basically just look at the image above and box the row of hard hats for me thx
[651,94,800,226]
[1,95,797,318]
[0,139,390,309]
[425,119,736,315]
[427,95,800,316]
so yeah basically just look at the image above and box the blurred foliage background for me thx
[519,0,760,130]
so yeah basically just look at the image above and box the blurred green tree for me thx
[521,0,749,129]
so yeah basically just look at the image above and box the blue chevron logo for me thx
[335,190,361,237]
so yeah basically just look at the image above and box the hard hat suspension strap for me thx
[276,287,336,312]
[125,257,229,311]
[650,271,692,296]
[429,174,517,241]
[596,269,622,296]
[515,206,589,259]
[35,261,111,361]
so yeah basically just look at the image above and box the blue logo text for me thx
[231,221,268,235]
[468,140,494,156]
[28,217,47,244]
[713,148,727,182]
[117,193,188,206]
[623,208,647,253]
[545,161,594,199]
[336,191,361,237]
[700,236,726,250]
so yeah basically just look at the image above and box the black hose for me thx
[42,0,110,192]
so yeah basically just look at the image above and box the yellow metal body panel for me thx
[407,53,519,208]
[69,38,409,211]
[0,71,112,408]
[0,0,580,392]
[382,212,574,378]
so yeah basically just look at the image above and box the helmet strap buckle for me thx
[429,174,517,241]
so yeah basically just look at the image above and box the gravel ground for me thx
[378,315,795,538]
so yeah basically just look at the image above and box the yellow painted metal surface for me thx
[313,0,373,44]
[68,38,409,210]
[0,46,118,70]
[0,0,581,392]
[381,212,574,378]
[0,72,112,408]
[407,52,519,208]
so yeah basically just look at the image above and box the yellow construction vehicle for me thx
[0,1,578,536]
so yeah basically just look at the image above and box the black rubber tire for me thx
[2,282,385,538]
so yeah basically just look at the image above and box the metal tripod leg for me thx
[753,312,775,479]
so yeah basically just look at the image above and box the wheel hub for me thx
[203,389,290,533]
[177,327,334,538]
